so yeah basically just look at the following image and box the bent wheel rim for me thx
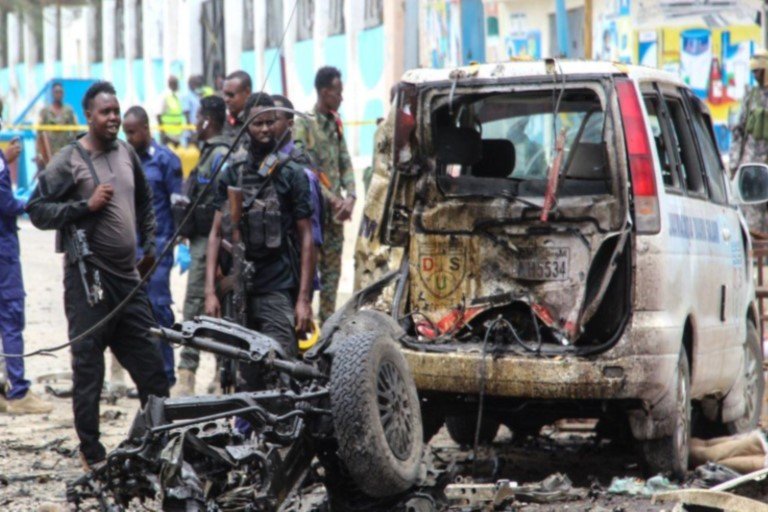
[742,344,760,425]
[377,359,414,461]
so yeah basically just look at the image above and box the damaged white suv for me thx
[336,61,768,479]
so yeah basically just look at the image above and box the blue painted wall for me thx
[324,35,348,84]
[358,27,384,89]
[461,0,486,64]
[33,64,45,94]
[112,59,128,102]
[263,48,284,94]
[132,60,145,102]
[294,40,315,96]
[240,50,258,86]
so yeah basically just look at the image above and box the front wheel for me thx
[640,347,691,480]
[330,331,423,498]
[725,323,764,434]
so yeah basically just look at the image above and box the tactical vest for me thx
[233,152,296,261]
[186,141,229,237]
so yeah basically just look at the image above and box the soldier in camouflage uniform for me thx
[730,49,768,238]
[36,82,77,167]
[175,96,231,396]
[293,67,356,323]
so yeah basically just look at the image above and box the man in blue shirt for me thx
[0,99,53,414]
[123,105,182,387]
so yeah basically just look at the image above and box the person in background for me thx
[158,75,186,146]
[175,95,231,396]
[293,66,356,323]
[0,98,54,415]
[26,81,169,470]
[271,94,323,293]
[221,70,252,148]
[36,81,78,168]
[122,105,183,390]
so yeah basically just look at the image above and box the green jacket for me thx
[293,105,355,202]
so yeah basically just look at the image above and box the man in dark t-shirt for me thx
[204,93,313,391]
[26,81,169,470]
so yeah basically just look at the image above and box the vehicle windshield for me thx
[430,87,609,197]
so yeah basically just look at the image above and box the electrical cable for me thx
[0,1,301,359]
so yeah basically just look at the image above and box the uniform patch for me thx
[418,245,466,299]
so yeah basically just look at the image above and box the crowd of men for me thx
[0,66,356,471]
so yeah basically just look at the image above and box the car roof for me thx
[401,60,686,88]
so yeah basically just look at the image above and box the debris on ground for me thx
[607,475,678,496]
[691,462,743,487]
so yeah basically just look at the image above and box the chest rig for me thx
[238,152,290,260]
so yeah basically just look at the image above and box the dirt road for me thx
[0,221,756,511]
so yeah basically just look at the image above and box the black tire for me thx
[725,323,764,434]
[640,347,691,480]
[445,414,500,447]
[330,331,423,498]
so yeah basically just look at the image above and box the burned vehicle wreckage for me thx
[356,61,764,479]
[67,315,435,511]
[68,61,765,509]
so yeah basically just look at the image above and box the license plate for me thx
[516,248,569,281]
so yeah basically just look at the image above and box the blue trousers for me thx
[147,254,176,387]
[0,298,31,399]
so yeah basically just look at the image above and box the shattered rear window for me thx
[431,88,610,197]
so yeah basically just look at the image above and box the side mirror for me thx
[734,163,768,205]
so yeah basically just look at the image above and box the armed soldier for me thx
[222,70,253,150]
[26,81,169,471]
[123,105,183,389]
[204,93,314,392]
[293,66,356,323]
[175,95,231,396]
[730,49,768,238]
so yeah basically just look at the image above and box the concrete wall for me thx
[0,0,405,158]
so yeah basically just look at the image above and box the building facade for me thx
[0,0,420,156]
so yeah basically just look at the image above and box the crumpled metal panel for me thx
[409,197,619,340]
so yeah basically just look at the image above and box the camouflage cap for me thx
[750,49,768,71]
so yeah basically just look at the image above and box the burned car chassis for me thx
[66,316,432,512]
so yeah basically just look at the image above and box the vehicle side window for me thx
[689,106,728,205]
[643,95,680,189]
[662,96,707,196]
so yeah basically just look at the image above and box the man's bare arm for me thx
[204,211,223,317]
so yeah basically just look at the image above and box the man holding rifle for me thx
[26,81,169,471]
[204,92,314,391]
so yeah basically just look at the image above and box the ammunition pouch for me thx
[172,200,218,238]
[172,202,196,238]
[241,197,282,260]
[193,204,217,237]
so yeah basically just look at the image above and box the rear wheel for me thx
[445,414,500,447]
[640,347,690,480]
[725,323,764,434]
[330,331,423,497]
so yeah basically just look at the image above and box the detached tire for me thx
[330,332,423,498]
[641,347,691,480]
[445,415,500,447]
[725,323,764,434]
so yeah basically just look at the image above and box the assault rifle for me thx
[65,225,103,307]
[227,186,251,326]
